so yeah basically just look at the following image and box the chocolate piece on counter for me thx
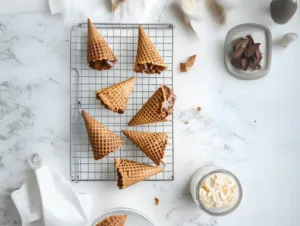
[246,44,261,58]
[241,58,248,71]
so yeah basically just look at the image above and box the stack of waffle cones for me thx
[128,85,175,126]
[96,215,127,226]
[134,26,167,74]
[95,77,136,114]
[87,19,117,70]
[82,110,122,160]
[115,159,163,189]
[122,130,168,166]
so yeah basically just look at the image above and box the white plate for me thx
[224,23,272,80]
[91,208,154,226]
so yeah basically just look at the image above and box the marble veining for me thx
[0,2,300,225]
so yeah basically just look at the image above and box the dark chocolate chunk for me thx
[246,43,261,58]
[231,57,242,69]
[248,62,257,70]
[235,39,248,51]
[241,58,248,71]
[247,35,255,45]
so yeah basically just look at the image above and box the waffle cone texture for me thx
[82,110,122,160]
[95,76,136,114]
[134,26,167,73]
[87,19,117,70]
[96,215,127,226]
[115,159,163,189]
[128,85,176,126]
[122,130,168,166]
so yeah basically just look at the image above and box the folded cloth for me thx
[49,0,168,24]
[11,166,90,226]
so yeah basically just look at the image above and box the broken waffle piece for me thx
[180,55,197,72]
[154,198,160,205]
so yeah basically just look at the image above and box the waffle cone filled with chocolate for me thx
[87,19,117,70]
[96,215,127,226]
[122,130,167,166]
[128,85,176,126]
[115,159,163,189]
[82,110,122,160]
[134,26,167,74]
[95,77,136,114]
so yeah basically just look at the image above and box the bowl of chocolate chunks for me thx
[224,23,272,80]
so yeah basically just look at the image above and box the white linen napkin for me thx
[48,0,168,24]
[11,166,90,226]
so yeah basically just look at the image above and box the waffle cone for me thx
[128,85,176,126]
[87,19,117,70]
[96,215,127,226]
[95,77,136,114]
[115,159,163,189]
[134,26,167,73]
[122,130,167,166]
[82,110,122,160]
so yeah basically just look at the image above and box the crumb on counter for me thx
[254,120,257,123]
[197,106,201,112]
[184,121,189,125]
[154,198,160,205]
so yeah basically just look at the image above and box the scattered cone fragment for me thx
[82,110,122,160]
[122,130,168,166]
[180,55,197,72]
[95,77,136,114]
[87,18,117,70]
[115,159,163,189]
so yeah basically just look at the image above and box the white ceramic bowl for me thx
[91,208,155,226]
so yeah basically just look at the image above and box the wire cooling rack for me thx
[70,23,174,182]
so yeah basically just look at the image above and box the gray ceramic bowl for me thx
[224,23,272,80]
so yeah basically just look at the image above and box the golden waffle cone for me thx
[96,215,127,226]
[87,18,117,70]
[128,85,176,126]
[115,159,163,189]
[82,110,122,160]
[95,76,136,114]
[134,26,167,74]
[122,130,167,166]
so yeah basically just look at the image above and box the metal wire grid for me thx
[70,23,174,181]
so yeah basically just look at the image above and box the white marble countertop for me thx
[1,1,300,226]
